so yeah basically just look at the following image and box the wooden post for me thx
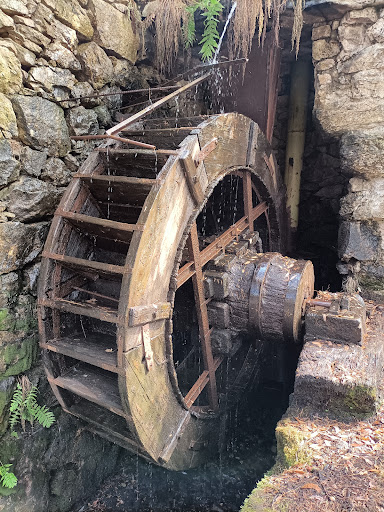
[284,60,311,246]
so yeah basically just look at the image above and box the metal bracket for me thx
[142,324,153,371]
[195,137,218,165]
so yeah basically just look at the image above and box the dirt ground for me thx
[242,405,384,512]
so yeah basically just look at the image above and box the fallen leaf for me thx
[301,483,322,492]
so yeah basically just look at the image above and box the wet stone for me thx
[305,293,366,346]
[208,301,230,329]
[203,270,229,300]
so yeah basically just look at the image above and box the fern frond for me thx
[31,404,55,429]
[183,4,197,48]
[9,385,23,412]
[0,464,17,489]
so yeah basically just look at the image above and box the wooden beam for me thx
[186,222,218,411]
[177,202,268,288]
[106,74,210,136]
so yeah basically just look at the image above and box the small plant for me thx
[0,462,17,489]
[184,0,223,61]
[9,376,55,437]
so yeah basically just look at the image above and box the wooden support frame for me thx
[179,170,269,411]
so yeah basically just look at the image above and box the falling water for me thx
[211,2,237,64]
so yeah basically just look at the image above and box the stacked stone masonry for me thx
[312,1,384,299]
[0,1,166,510]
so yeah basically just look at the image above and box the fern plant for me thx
[184,0,223,61]
[9,376,55,436]
[0,462,17,489]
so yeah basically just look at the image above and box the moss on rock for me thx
[0,376,15,435]
[275,422,311,468]
[343,384,377,414]
[0,336,38,379]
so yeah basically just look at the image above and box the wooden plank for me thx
[66,400,144,454]
[42,252,128,277]
[39,297,119,324]
[70,134,156,150]
[187,223,218,410]
[40,333,118,373]
[58,210,142,244]
[128,302,172,327]
[53,365,125,417]
[243,170,254,232]
[177,202,268,288]
[74,174,156,186]
[195,138,218,165]
[179,148,205,205]
[95,148,178,156]
[122,127,193,135]
[158,410,190,464]
[74,177,153,206]
[72,286,119,304]
[184,357,223,408]
[106,73,210,136]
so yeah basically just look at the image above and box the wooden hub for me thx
[38,113,287,470]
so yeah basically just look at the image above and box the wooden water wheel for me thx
[38,112,292,470]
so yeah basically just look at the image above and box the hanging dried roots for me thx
[291,0,304,56]
[228,0,303,60]
[148,0,304,73]
[154,0,190,74]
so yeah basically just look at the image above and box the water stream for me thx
[73,383,288,512]
[212,2,237,64]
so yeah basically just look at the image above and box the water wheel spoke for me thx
[186,222,219,411]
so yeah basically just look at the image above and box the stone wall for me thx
[0,0,161,510]
[273,25,347,290]
[311,2,384,299]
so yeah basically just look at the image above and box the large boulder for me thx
[28,66,77,93]
[66,106,99,136]
[341,127,384,178]
[338,221,380,261]
[89,0,139,62]
[0,47,22,94]
[0,139,20,187]
[41,0,93,40]
[43,42,81,72]
[11,96,70,157]
[0,38,36,67]
[2,176,63,222]
[41,157,72,186]
[0,93,18,139]
[77,42,114,89]
[340,177,384,221]
[0,221,48,274]
[20,147,48,177]
[0,0,28,16]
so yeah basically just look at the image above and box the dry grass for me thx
[154,0,190,74]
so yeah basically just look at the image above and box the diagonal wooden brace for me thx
[179,148,205,205]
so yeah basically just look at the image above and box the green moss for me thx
[241,487,275,512]
[0,309,15,332]
[344,385,377,414]
[0,336,38,379]
[275,422,311,468]
[0,434,20,496]
[359,275,384,292]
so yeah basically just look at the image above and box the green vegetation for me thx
[275,423,311,468]
[184,0,223,61]
[0,462,17,489]
[9,378,55,436]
